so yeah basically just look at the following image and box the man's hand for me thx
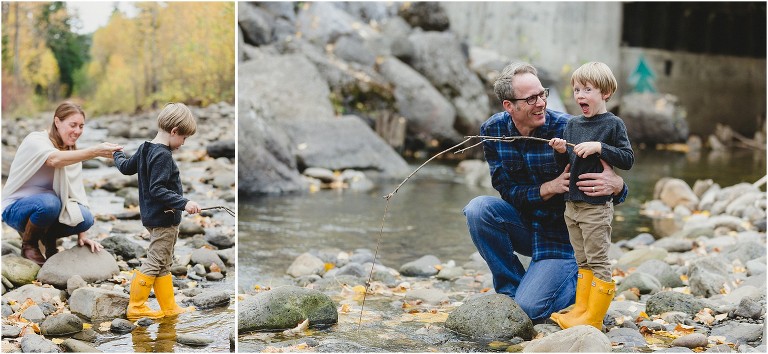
[541,164,570,201]
[573,141,601,158]
[577,159,624,197]
[549,138,567,153]
[78,232,103,253]
[185,201,201,214]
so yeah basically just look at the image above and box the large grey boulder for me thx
[445,293,534,340]
[100,235,146,260]
[60,339,101,353]
[523,325,611,352]
[296,2,360,46]
[285,115,410,178]
[688,257,731,298]
[238,97,306,195]
[240,52,335,124]
[378,56,460,141]
[620,93,689,144]
[407,31,489,135]
[399,255,441,277]
[1,255,40,286]
[190,248,226,272]
[397,2,450,31]
[183,290,231,309]
[40,314,83,336]
[238,2,276,46]
[69,288,129,321]
[20,333,62,353]
[617,271,662,295]
[645,291,708,316]
[238,286,337,332]
[36,246,119,289]
[3,284,66,305]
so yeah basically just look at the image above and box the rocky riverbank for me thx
[1,103,236,352]
[238,177,765,352]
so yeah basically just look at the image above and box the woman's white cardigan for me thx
[2,131,89,226]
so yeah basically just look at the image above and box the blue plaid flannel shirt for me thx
[481,109,628,261]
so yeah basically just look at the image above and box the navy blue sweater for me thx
[555,112,634,205]
[114,142,188,227]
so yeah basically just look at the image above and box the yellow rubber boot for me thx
[127,271,164,320]
[558,276,616,330]
[154,274,195,316]
[551,268,593,327]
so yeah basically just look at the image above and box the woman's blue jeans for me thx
[2,193,94,239]
[463,195,577,321]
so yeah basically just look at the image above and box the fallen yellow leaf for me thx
[51,338,64,344]
[401,311,449,323]
[488,341,508,350]
[340,304,350,313]
[83,323,92,329]
[209,263,222,273]
[324,263,335,272]
[645,336,664,345]
[352,285,367,295]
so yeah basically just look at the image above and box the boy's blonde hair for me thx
[571,62,618,101]
[158,102,197,136]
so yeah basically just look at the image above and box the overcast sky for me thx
[67,2,137,35]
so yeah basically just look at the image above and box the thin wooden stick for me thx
[384,137,474,200]
[358,134,568,330]
[470,135,576,146]
[358,197,391,330]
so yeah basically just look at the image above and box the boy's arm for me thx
[599,120,634,170]
[113,150,138,175]
[147,151,189,210]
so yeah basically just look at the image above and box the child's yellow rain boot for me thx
[557,276,616,330]
[154,274,196,316]
[127,270,164,320]
[551,268,593,327]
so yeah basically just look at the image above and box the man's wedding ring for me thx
[592,186,596,192]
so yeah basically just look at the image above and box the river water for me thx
[237,148,765,351]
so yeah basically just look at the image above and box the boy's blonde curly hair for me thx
[571,62,618,101]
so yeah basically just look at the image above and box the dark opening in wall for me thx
[621,2,766,58]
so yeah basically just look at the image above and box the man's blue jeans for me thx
[463,195,577,321]
[2,193,94,239]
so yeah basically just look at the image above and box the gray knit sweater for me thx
[555,112,634,204]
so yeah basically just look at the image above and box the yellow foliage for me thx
[85,2,234,114]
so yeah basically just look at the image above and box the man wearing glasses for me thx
[463,62,628,323]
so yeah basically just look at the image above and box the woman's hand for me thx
[90,142,123,159]
[78,232,104,253]
[576,159,624,197]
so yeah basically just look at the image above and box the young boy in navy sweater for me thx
[114,102,201,320]
[549,62,634,330]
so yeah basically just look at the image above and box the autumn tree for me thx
[81,2,235,114]
[1,2,63,114]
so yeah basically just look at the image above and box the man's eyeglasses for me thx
[508,88,549,105]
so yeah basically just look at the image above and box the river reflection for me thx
[237,148,765,351]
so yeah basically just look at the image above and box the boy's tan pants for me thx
[139,225,179,277]
[564,201,614,281]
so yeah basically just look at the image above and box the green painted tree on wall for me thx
[628,56,656,93]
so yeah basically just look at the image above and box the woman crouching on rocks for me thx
[2,101,123,265]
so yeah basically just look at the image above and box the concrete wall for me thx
[443,2,766,137]
[619,47,766,137]
[443,2,622,114]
